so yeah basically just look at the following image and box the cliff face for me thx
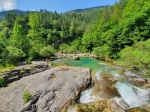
[0,66,91,112]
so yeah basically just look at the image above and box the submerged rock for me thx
[91,79,120,99]
[0,66,91,112]
[72,56,80,60]
[67,100,125,112]
[91,71,119,99]
[126,105,150,112]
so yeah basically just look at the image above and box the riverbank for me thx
[0,57,149,112]
[50,57,150,112]
[0,63,91,112]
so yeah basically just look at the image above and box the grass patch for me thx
[0,64,15,74]
[49,61,53,66]
[23,83,27,87]
[49,73,57,79]
[0,76,7,87]
[23,91,31,103]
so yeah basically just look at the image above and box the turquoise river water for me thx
[52,57,150,110]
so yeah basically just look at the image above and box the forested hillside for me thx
[0,8,102,65]
[83,0,150,77]
[0,0,150,78]
[0,9,26,20]
[65,6,106,14]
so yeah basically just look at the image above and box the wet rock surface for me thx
[72,56,80,60]
[124,71,148,86]
[0,66,91,112]
[67,100,125,112]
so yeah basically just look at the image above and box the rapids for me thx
[52,57,150,110]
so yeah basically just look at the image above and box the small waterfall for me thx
[115,81,150,109]
[133,86,150,101]
[116,82,139,106]
[110,70,119,78]
[79,88,102,103]
[95,70,102,80]
[79,67,150,109]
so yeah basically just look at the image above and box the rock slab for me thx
[0,66,91,112]
[1,62,49,84]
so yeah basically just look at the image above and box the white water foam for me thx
[115,81,150,109]
[79,88,102,103]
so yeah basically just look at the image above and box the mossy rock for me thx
[68,100,123,112]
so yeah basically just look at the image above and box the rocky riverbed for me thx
[0,65,91,112]
[0,58,149,112]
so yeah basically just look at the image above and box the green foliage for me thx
[83,0,150,58]
[92,45,110,59]
[119,39,150,78]
[23,91,31,103]
[0,64,15,74]
[0,76,7,87]
[59,44,70,53]
[39,46,55,58]
[0,7,102,64]
[0,0,150,80]
[10,23,30,53]
[6,46,26,64]
[28,36,46,59]
[28,12,40,39]
[25,57,32,64]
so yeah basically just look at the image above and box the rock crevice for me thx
[0,66,91,112]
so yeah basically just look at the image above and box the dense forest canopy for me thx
[83,0,150,77]
[0,0,150,78]
[0,7,104,64]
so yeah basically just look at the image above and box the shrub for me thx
[6,46,26,64]
[0,76,6,87]
[26,57,32,64]
[92,45,110,60]
[23,91,31,103]
[59,44,70,53]
[39,46,55,58]
[0,64,15,74]
[119,39,150,78]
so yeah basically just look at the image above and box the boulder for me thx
[0,66,91,112]
[72,56,80,60]
[124,71,148,86]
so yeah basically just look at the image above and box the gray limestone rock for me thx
[0,66,91,112]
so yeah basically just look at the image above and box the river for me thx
[52,57,150,111]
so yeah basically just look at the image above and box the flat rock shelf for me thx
[0,66,91,112]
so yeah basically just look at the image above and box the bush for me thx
[0,76,7,87]
[59,44,70,53]
[26,57,32,64]
[92,45,110,60]
[23,91,31,103]
[0,64,15,74]
[119,39,150,78]
[6,46,26,64]
[39,46,55,58]
[28,47,41,59]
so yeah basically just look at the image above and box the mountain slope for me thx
[0,9,26,19]
[65,6,108,14]
[0,6,108,20]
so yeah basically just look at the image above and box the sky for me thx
[0,0,119,13]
